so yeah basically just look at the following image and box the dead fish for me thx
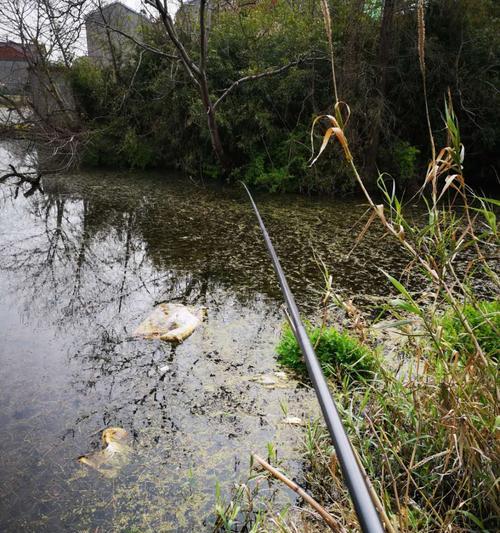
[78,427,131,478]
[133,303,205,343]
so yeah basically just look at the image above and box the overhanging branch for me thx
[213,57,307,109]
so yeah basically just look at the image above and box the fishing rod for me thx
[243,184,385,533]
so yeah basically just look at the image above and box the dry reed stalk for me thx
[320,0,339,105]
[417,0,436,178]
[417,0,426,76]
[252,453,343,532]
[310,108,488,365]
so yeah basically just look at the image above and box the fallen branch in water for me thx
[0,164,44,197]
[252,453,343,532]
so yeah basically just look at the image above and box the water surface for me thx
[0,140,408,531]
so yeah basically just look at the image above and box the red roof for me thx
[0,42,29,61]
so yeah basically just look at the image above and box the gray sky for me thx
[0,0,180,56]
[117,0,179,17]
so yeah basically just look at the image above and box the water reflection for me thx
[0,141,408,531]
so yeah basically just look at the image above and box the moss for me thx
[276,324,377,381]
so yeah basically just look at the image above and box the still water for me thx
[0,140,407,531]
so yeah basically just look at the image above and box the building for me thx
[85,2,151,68]
[29,65,78,129]
[0,41,33,95]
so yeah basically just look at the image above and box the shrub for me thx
[393,140,420,184]
[276,324,377,381]
[121,128,155,169]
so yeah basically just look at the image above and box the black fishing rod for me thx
[243,184,385,533]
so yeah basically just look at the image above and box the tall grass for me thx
[301,1,500,530]
[213,3,498,531]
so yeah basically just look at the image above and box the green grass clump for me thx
[276,324,377,380]
[441,300,499,361]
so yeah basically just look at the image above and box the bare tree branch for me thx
[148,0,201,84]
[92,19,179,61]
[213,57,305,109]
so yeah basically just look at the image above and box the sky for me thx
[110,0,180,17]
[0,0,180,56]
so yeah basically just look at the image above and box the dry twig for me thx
[252,453,343,532]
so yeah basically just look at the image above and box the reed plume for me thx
[417,0,436,169]
[320,0,339,105]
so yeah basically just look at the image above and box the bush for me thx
[393,140,420,184]
[276,324,377,381]
[122,128,156,169]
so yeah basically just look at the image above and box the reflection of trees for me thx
[40,173,408,303]
[0,169,409,532]
[0,169,410,425]
[0,177,273,415]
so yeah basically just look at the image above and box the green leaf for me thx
[383,271,422,316]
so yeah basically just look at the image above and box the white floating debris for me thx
[159,364,170,373]
[250,371,290,388]
[253,375,277,386]
[134,303,205,343]
[283,416,303,426]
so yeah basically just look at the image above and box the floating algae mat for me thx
[134,303,205,342]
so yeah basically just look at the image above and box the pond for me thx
[0,140,408,532]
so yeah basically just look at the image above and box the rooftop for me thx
[0,41,30,62]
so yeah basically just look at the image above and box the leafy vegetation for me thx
[276,324,377,380]
[213,2,499,529]
[69,0,499,193]
[441,299,499,362]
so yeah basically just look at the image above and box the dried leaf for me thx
[310,126,334,166]
[437,173,463,202]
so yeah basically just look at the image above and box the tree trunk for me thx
[365,0,397,186]
[199,76,229,171]
[153,0,229,172]
[197,0,229,171]
[341,0,365,100]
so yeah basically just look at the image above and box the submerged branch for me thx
[0,164,44,197]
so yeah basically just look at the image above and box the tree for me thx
[0,0,85,168]
[365,0,399,183]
